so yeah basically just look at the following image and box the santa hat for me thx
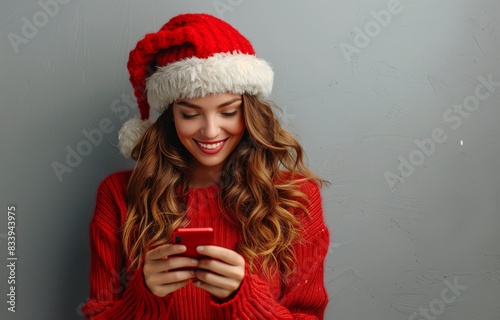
[118,13,274,158]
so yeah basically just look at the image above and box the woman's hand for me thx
[193,246,245,300]
[143,244,199,297]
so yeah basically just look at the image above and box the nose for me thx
[201,116,220,139]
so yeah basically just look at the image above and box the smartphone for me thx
[172,227,214,259]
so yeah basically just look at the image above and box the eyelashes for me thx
[181,111,238,119]
[182,113,198,119]
[221,111,238,117]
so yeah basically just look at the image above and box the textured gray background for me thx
[1,0,500,319]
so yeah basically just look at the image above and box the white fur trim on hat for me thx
[118,117,153,158]
[146,52,273,113]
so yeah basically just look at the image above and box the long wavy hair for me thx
[122,94,326,279]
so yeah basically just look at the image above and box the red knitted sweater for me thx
[81,170,329,319]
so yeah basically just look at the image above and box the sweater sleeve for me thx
[210,180,330,319]
[81,172,173,319]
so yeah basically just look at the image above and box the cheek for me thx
[227,117,245,136]
[175,120,198,139]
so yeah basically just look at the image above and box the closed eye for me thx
[182,113,198,119]
[221,111,238,117]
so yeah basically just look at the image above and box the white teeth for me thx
[197,141,224,149]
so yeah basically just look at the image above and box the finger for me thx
[144,256,199,274]
[166,257,200,272]
[147,244,186,260]
[196,246,245,266]
[149,269,196,286]
[145,269,196,295]
[197,258,243,280]
[192,278,237,300]
[194,269,241,292]
[150,279,191,297]
[146,273,191,297]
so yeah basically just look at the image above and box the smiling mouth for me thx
[195,138,228,150]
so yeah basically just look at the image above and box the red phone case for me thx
[172,227,214,258]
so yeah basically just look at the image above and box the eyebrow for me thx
[175,97,242,109]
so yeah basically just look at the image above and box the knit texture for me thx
[118,13,274,158]
[128,13,260,119]
[81,170,330,319]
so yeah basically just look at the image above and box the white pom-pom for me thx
[118,117,153,158]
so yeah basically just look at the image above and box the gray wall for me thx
[1,0,499,319]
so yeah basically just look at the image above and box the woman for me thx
[82,13,330,319]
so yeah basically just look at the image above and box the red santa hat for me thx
[118,13,274,157]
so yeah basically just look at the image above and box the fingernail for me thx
[197,246,204,252]
[190,270,196,276]
[191,259,198,265]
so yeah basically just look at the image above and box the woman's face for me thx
[172,93,245,173]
